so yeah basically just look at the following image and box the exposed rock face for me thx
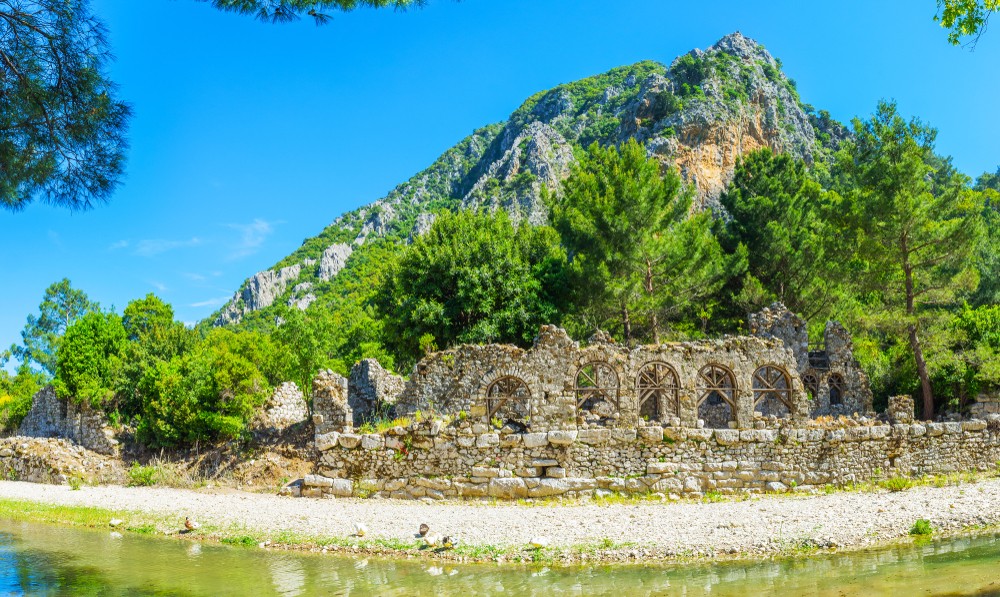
[215,264,302,326]
[462,121,575,225]
[312,370,351,436]
[347,359,405,425]
[17,387,118,455]
[255,382,309,432]
[286,282,316,311]
[210,32,835,328]
[318,243,353,282]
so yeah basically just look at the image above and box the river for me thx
[1,520,999,596]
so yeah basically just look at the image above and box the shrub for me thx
[126,463,157,487]
[53,311,127,409]
[909,519,933,536]
[881,476,914,492]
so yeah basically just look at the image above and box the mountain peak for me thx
[708,31,773,62]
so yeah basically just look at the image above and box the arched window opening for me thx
[485,376,531,430]
[829,373,845,406]
[575,361,620,424]
[636,361,680,423]
[753,365,793,418]
[697,364,736,428]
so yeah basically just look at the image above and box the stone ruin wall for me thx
[16,387,119,456]
[253,382,309,433]
[302,395,1000,500]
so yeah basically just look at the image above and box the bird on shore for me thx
[529,536,549,549]
[354,522,367,537]
[418,523,430,537]
[184,517,200,532]
[442,535,458,549]
[424,532,442,547]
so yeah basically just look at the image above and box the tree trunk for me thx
[903,253,934,420]
[622,303,632,348]
[645,257,659,344]
[909,324,934,420]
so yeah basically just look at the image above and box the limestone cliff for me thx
[210,32,840,327]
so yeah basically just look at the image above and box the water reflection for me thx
[2,520,1000,596]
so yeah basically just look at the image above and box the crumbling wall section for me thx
[16,387,118,455]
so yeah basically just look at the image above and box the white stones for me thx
[488,478,527,499]
[471,467,501,478]
[329,478,354,497]
[576,429,611,445]
[471,424,489,435]
[315,432,341,452]
[475,433,500,448]
[714,429,740,445]
[338,434,362,449]
[637,426,663,442]
[304,474,333,488]
[531,458,559,467]
[926,423,945,437]
[522,433,549,448]
[963,419,987,432]
[456,435,476,447]
[765,481,788,493]
[546,467,567,479]
[546,430,577,446]
[943,422,963,435]
[646,462,673,475]
[361,434,384,450]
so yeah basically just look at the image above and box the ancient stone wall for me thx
[0,437,122,485]
[16,387,118,455]
[312,370,351,437]
[395,326,811,432]
[303,401,1000,501]
[254,382,309,433]
[348,359,405,426]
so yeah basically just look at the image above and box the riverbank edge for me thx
[0,491,995,566]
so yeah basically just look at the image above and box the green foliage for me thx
[379,210,567,368]
[719,149,847,321]
[126,463,157,487]
[0,360,47,431]
[909,518,934,536]
[0,2,131,210]
[135,328,289,448]
[551,139,743,344]
[935,0,999,45]
[835,101,985,418]
[53,311,127,409]
[13,279,98,375]
[880,476,915,492]
[205,0,424,25]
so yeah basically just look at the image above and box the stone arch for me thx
[802,371,820,400]
[636,361,680,423]
[753,364,793,418]
[697,364,737,429]
[483,375,532,430]
[828,373,845,406]
[575,361,620,424]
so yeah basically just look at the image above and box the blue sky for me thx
[2,0,998,357]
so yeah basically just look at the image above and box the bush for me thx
[881,476,915,492]
[909,519,933,536]
[126,463,157,487]
[53,311,127,409]
[0,364,46,431]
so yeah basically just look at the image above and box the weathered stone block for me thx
[471,467,500,478]
[330,479,353,497]
[646,462,673,475]
[314,432,340,452]
[475,433,500,448]
[577,429,611,445]
[547,430,577,446]
[522,433,549,448]
[488,478,527,499]
[338,434,361,449]
[546,467,567,479]
[714,429,740,445]
[304,474,333,488]
[637,426,663,442]
[361,434,384,450]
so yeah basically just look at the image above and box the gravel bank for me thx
[2,479,999,560]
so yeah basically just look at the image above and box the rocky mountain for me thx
[209,32,845,328]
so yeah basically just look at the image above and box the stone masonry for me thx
[348,359,405,426]
[17,387,118,455]
[253,382,309,433]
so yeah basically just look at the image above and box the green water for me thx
[2,520,1000,596]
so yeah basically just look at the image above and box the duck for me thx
[184,517,200,532]
[529,536,549,549]
[418,523,430,537]
[424,532,442,547]
[109,518,123,528]
[442,535,458,549]
[354,522,367,537]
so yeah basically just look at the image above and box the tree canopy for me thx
[551,139,743,345]
[202,0,423,24]
[936,0,998,46]
[0,1,131,210]
[12,278,98,375]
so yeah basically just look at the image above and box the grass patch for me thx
[126,463,158,487]
[220,535,258,548]
[880,477,914,492]
[910,519,934,536]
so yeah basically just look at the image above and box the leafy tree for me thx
[379,209,567,367]
[136,328,289,447]
[935,0,999,46]
[0,1,131,210]
[118,294,195,418]
[203,0,422,24]
[719,149,846,321]
[551,139,742,345]
[13,278,98,374]
[836,101,984,419]
[970,175,1000,306]
[0,355,47,431]
[53,310,127,408]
